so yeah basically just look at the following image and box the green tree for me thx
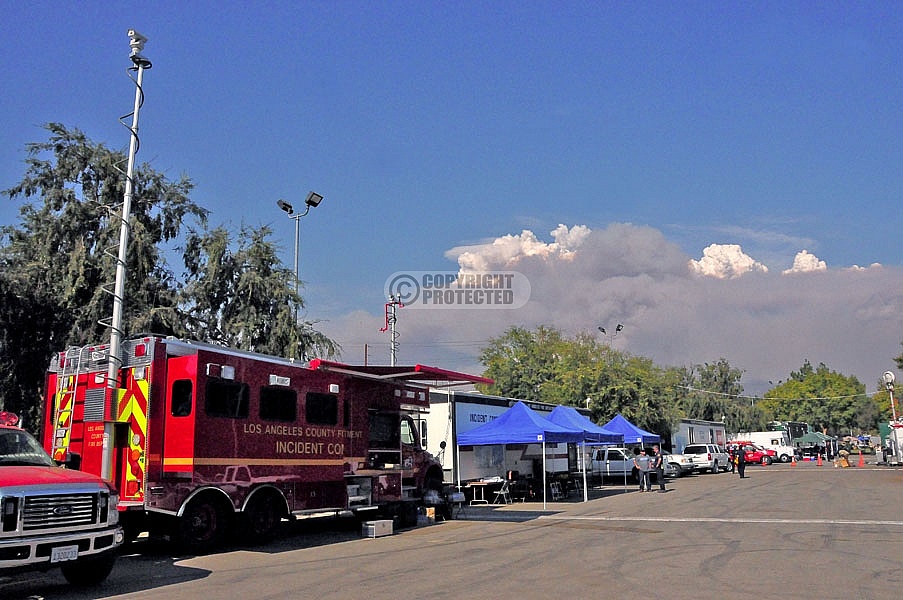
[1,124,338,425]
[179,225,339,359]
[1,123,204,423]
[479,326,568,402]
[479,326,683,436]
[759,360,868,434]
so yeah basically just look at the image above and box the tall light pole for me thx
[884,371,900,465]
[277,191,324,321]
[884,371,897,422]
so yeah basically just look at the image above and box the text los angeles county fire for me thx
[242,423,363,456]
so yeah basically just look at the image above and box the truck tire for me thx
[780,454,791,463]
[179,495,231,553]
[241,491,284,544]
[762,456,773,465]
[60,551,116,586]
[710,461,719,473]
[669,463,681,477]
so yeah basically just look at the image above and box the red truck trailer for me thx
[43,337,489,551]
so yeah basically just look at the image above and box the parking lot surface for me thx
[4,461,903,600]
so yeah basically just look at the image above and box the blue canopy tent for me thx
[548,405,624,500]
[602,414,661,445]
[457,401,584,508]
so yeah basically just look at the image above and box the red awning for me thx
[308,359,493,387]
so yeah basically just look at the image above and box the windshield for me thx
[0,428,55,467]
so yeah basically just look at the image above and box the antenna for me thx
[101,30,152,481]
[380,295,404,366]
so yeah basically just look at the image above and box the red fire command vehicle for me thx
[43,337,489,551]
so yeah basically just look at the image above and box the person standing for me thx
[736,445,747,478]
[634,448,651,492]
[651,444,666,492]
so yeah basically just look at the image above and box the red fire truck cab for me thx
[43,337,490,551]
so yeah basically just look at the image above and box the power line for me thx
[678,385,877,402]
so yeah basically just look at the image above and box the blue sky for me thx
[2,2,902,396]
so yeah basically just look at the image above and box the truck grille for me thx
[22,493,98,531]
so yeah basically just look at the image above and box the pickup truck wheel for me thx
[179,496,230,553]
[60,551,116,586]
[710,461,719,473]
[762,456,773,465]
[669,463,681,477]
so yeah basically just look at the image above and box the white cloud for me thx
[689,244,769,279]
[319,224,903,397]
[448,224,590,272]
[783,250,827,274]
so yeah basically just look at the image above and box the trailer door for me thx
[162,354,197,477]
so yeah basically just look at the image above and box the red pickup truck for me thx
[0,412,123,585]
[726,441,775,465]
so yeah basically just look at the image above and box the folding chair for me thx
[549,481,563,501]
[492,480,512,504]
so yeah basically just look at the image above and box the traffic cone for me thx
[817,453,822,466]
[791,455,797,467]
[858,451,865,467]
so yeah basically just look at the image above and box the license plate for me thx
[50,545,79,563]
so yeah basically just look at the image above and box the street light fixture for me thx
[277,191,324,319]
[597,324,623,346]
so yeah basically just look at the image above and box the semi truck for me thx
[43,336,489,551]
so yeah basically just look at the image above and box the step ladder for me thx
[51,346,90,462]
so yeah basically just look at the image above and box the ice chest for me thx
[362,519,393,538]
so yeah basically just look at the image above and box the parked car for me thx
[726,441,774,465]
[682,443,731,473]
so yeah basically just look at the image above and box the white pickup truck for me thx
[588,447,680,482]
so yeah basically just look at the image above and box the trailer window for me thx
[171,379,193,417]
[305,392,338,425]
[205,380,250,418]
[260,387,297,422]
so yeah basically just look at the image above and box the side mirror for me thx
[64,451,82,471]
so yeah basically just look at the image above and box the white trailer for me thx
[424,390,581,483]
[732,430,797,463]
[671,418,727,453]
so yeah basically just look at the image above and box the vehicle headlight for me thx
[109,493,120,524]
[1,496,19,532]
